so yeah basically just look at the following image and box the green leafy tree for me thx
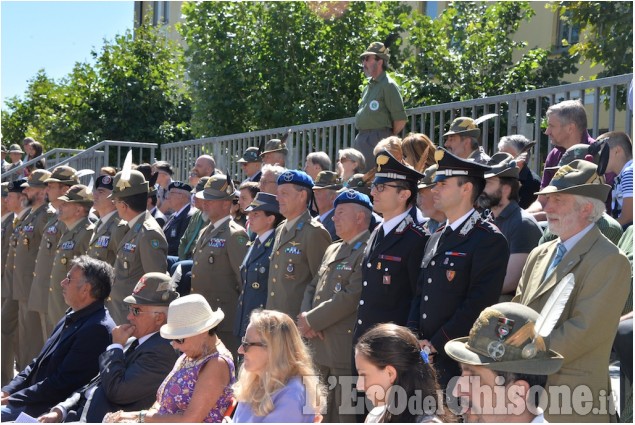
[89,21,192,145]
[552,1,633,78]
[1,70,67,149]
[181,1,577,138]
[2,21,192,150]
[180,1,410,137]
[399,2,578,106]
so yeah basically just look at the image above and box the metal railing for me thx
[161,74,633,182]
[2,75,631,183]
[1,141,157,182]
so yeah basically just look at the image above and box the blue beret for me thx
[334,189,373,211]
[277,170,314,189]
[168,181,193,192]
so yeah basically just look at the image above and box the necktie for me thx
[546,243,567,278]
[125,339,139,356]
[372,227,385,251]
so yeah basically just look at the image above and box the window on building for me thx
[556,10,580,49]
[424,1,439,18]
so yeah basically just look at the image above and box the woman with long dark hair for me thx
[355,323,454,423]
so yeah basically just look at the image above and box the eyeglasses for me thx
[240,337,267,352]
[338,157,351,163]
[371,183,404,192]
[128,306,161,317]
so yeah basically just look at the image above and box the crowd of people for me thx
[0,41,632,423]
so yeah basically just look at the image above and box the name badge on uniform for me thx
[123,242,136,253]
[170,229,177,238]
[95,236,110,248]
[285,247,301,255]
[23,225,34,233]
[60,241,75,250]
[209,238,226,248]
[46,226,58,235]
[336,262,352,271]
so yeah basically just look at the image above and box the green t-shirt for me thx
[355,72,407,131]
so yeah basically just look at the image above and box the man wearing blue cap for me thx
[299,189,373,422]
[410,148,509,389]
[354,150,428,343]
[266,170,332,320]
[162,181,194,257]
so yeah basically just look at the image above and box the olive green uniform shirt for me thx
[266,210,332,319]
[109,211,168,325]
[47,217,93,326]
[86,212,128,265]
[28,216,66,314]
[355,71,407,131]
[12,204,55,302]
[191,217,248,337]
[301,230,370,370]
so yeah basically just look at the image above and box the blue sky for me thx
[1,1,133,108]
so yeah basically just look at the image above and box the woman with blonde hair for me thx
[373,136,404,163]
[401,133,436,172]
[233,309,325,422]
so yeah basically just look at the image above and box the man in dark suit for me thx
[1,256,116,421]
[37,272,179,423]
[409,148,509,389]
[353,150,428,343]
[162,181,193,257]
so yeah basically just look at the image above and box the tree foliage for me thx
[552,1,633,78]
[1,21,192,150]
[179,1,410,137]
[181,1,579,138]
[399,2,577,106]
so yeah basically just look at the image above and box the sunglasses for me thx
[172,337,186,344]
[240,337,267,352]
[128,306,161,317]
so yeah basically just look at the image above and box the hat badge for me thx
[282,172,294,182]
[434,149,445,162]
[486,317,515,361]
[102,175,112,185]
[133,276,147,294]
[345,189,357,199]
[376,155,389,172]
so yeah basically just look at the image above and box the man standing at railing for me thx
[354,41,407,173]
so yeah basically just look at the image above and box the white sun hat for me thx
[160,294,224,340]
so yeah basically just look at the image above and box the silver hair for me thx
[546,99,588,132]
[572,194,605,223]
[338,148,366,172]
